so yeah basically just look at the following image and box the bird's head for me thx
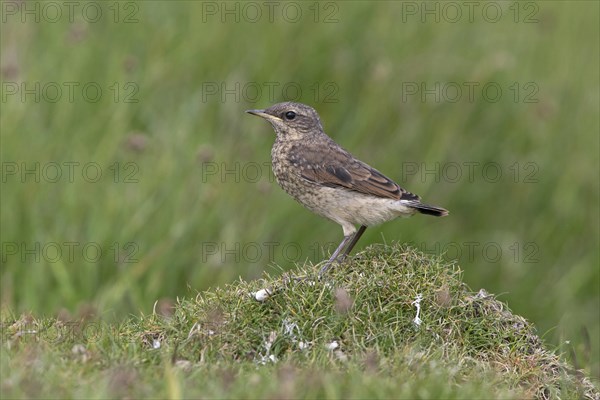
[246,102,324,140]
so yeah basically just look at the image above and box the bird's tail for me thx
[411,203,449,217]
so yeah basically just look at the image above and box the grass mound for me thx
[2,244,598,399]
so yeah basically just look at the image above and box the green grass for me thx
[1,0,599,390]
[2,245,598,399]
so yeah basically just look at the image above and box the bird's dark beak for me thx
[246,109,282,121]
[246,109,264,116]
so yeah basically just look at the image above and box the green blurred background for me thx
[1,1,598,377]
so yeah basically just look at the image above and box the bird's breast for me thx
[271,140,321,200]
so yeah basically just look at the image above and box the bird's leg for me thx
[318,225,367,276]
[318,234,353,276]
[339,225,367,262]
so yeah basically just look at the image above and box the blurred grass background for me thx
[1,1,598,378]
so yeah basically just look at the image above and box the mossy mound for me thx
[136,244,598,399]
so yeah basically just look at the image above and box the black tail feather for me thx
[412,203,449,217]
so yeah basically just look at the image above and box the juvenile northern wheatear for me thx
[247,102,448,275]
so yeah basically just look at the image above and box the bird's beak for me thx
[246,109,282,121]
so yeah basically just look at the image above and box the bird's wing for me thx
[296,143,420,201]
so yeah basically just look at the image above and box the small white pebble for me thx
[254,288,272,301]
[298,341,309,350]
[326,341,339,351]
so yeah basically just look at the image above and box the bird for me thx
[246,102,448,275]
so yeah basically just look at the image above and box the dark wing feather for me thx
[295,142,420,202]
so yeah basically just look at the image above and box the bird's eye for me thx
[284,111,296,120]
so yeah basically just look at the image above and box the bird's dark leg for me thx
[318,225,367,276]
[318,234,353,276]
[339,225,367,261]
